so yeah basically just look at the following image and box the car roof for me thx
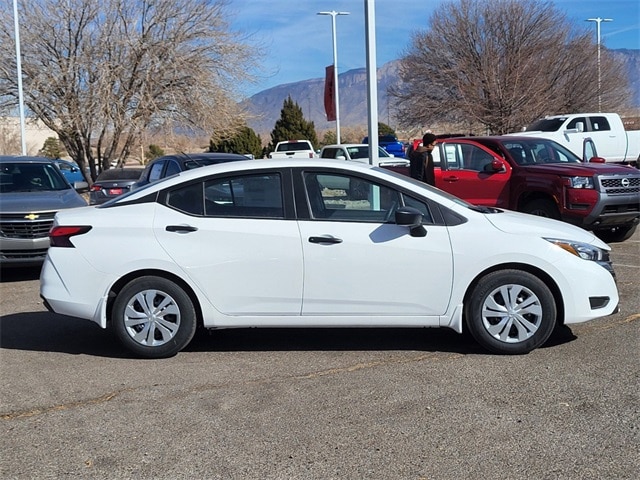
[445,135,561,143]
[152,152,250,163]
[322,144,370,149]
[0,155,55,164]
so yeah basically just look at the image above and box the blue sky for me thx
[230,0,640,97]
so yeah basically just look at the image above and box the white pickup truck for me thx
[268,140,316,159]
[319,143,409,167]
[509,113,640,165]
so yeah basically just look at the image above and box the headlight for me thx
[544,238,606,261]
[565,176,594,189]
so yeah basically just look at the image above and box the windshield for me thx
[501,138,581,165]
[276,142,312,152]
[183,157,247,170]
[97,169,143,181]
[0,162,71,193]
[525,118,566,132]
[345,146,391,159]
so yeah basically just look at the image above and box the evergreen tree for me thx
[40,137,65,158]
[320,130,337,148]
[378,122,396,137]
[145,144,165,162]
[210,126,263,159]
[269,96,318,151]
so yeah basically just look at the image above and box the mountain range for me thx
[242,49,640,137]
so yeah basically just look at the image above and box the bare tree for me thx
[391,0,632,134]
[0,120,21,154]
[0,0,257,179]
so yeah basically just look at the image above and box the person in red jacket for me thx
[409,132,437,185]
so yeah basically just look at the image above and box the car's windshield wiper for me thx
[469,205,502,214]
[178,151,205,167]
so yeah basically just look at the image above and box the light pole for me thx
[13,0,26,155]
[317,10,349,144]
[586,17,613,112]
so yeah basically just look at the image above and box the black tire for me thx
[595,223,637,243]
[465,270,557,354]
[522,198,560,220]
[112,276,197,358]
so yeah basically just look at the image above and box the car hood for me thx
[0,189,87,212]
[521,162,638,176]
[483,209,609,249]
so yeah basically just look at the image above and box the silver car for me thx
[0,156,87,267]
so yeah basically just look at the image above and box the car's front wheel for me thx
[112,276,197,358]
[522,198,560,220]
[465,270,557,354]
[595,223,637,243]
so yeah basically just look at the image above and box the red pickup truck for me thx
[387,136,640,242]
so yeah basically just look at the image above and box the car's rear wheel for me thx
[112,276,197,358]
[465,270,557,354]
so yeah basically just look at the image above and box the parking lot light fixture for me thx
[317,10,350,144]
[586,17,613,112]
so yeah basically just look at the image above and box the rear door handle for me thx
[166,225,198,233]
[309,236,343,244]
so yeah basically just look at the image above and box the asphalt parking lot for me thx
[1,231,638,479]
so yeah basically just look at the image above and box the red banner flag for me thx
[324,65,336,122]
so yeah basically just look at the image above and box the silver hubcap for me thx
[481,284,542,343]
[124,289,181,346]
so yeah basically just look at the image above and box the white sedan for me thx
[40,158,619,358]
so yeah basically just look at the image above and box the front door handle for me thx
[166,225,198,233]
[309,236,343,244]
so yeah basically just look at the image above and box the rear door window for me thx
[588,116,611,131]
[205,174,284,218]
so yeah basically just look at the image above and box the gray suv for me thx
[0,156,87,267]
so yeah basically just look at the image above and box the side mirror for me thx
[484,159,504,172]
[395,206,427,237]
[336,155,347,161]
[566,122,584,134]
[74,181,89,192]
[588,156,606,164]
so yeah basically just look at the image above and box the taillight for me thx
[90,185,102,192]
[49,226,92,247]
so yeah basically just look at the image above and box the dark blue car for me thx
[133,152,251,189]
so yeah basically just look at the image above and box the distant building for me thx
[0,117,58,156]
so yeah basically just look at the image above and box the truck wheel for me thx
[522,199,560,220]
[465,270,557,354]
[112,276,197,358]
[595,223,637,243]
